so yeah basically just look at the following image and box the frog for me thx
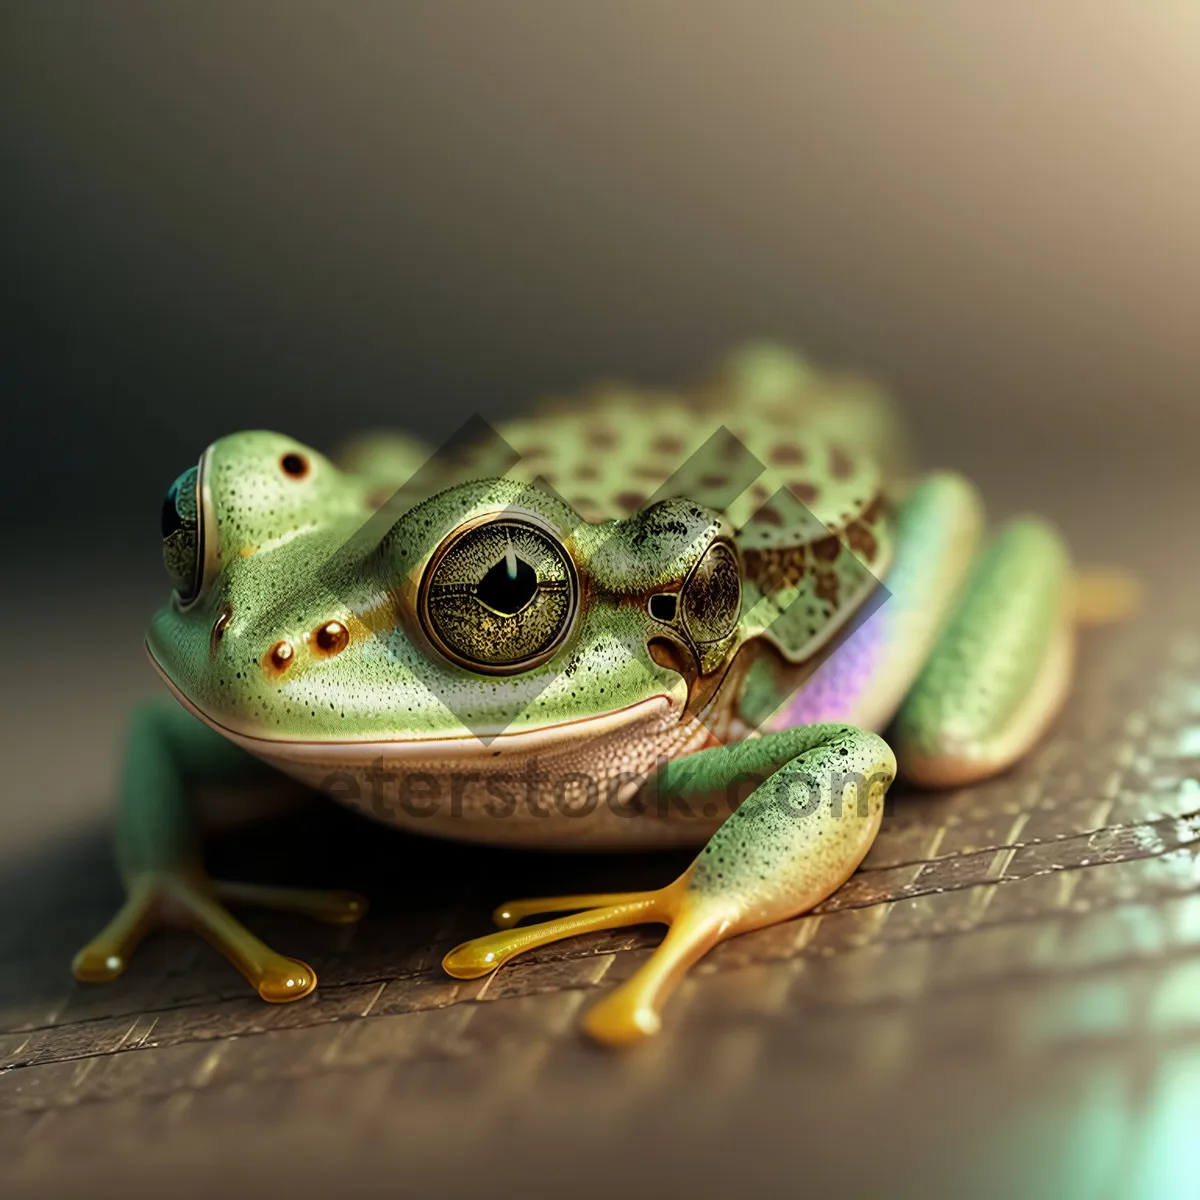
[72,343,1134,1045]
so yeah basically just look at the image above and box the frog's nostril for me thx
[280,452,310,479]
[210,606,232,656]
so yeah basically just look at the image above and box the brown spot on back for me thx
[633,463,666,481]
[743,545,807,595]
[789,480,819,504]
[755,505,784,527]
[829,444,855,479]
[770,444,806,466]
[651,435,685,455]
[699,473,729,490]
[615,490,645,513]
[812,534,842,563]
[815,568,841,607]
[845,520,879,563]
[721,433,748,462]
[574,463,600,481]
[587,428,617,450]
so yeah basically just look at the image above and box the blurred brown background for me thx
[3,1,1199,561]
[2,4,1199,1198]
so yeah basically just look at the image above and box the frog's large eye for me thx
[418,516,579,673]
[161,465,201,602]
[161,448,219,607]
[681,541,741,645]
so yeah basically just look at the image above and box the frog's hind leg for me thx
[73,701,367,1002]
[445,725,895,1045]
[772,470,986,734]
[775,474,1132,787]
[892,518,1077,788]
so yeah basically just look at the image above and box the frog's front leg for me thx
[443,725,895,1045]
[73,700,366,1001]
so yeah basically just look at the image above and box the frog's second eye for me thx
[161,465,201,602]
[418,517,579,674]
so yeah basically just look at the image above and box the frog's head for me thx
[149,432,745,751]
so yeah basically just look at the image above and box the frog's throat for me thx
[146,638,680,762]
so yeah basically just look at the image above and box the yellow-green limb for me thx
[444,724,895,1045]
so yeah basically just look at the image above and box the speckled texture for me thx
[141,345,905,848]
[671,724,896,924]
[893,518,1070,765]
[74,343,1086,1040]
[774,470,984,732]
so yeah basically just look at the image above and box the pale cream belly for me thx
[174,688,731,851]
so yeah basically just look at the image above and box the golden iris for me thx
[420,518,577,672]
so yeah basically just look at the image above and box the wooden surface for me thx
[2,466,1198,1199]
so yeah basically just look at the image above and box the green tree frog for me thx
[73,344,1131,1045]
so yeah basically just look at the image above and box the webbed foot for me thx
[73,872,367,1002]
[443,879,728,1045]
[445,724,895,1046]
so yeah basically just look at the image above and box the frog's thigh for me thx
[444,724,896,1045]
[892,518,1072,788]
[775,471,984,734]
[73,700,365,1002]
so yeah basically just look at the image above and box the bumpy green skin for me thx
[147,357,895,748]
[893,519,1070,762]
[151,457,721,743]
[661,724,895,922]
[76,343,1076,1029]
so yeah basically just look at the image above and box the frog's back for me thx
[335,343,903,662]
[501,345,901,662]
[503,342,911,514]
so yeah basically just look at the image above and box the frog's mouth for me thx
[147,640,685,763]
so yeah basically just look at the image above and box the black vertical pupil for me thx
[649,593,678,622]
[476,556,538,616]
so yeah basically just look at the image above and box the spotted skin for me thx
[774,471,984,734]
[73,342,1111,1045]
[893,518,1072,785]
[670,724,894,909]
